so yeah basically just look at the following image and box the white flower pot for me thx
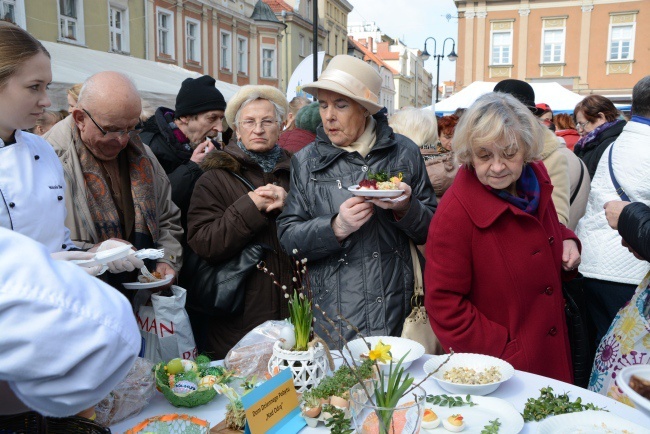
[268,340,329,393]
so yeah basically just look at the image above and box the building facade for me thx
[455,0,649,101]
[348,37,397,115]
[262,0,327,93]
[147,0,285,87]
[13,0,147,59]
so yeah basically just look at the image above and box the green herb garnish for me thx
[522,387,605,422]
[368,170,390,182]
[481,418,501,433]
[426,394,476,407]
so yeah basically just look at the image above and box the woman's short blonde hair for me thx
[388,107,438,147]
[453,92,545,166]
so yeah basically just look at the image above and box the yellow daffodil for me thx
[368,340,393,364]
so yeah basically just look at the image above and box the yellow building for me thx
[12,0,146,59]
[455,0,649,102]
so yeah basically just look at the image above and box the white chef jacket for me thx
[0,227,141,417]
[0,129,75,252]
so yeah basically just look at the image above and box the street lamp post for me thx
[421,37,458,104]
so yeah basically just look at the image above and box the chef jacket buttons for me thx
[545,287,553,295]
[34,155,40,160]
[57,196,63,201]
[548,236,554,245]
[62,244,67,249]
[9,202,15,208]
[548,326,557,336]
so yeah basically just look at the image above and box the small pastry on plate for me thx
[421,408,440,429]
[442,414,465,432]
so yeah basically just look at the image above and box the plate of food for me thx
[536,410,650,434]
[348,170,405,198]
[122,273,173,290]
[616,364,650,416]
[423,353,514,396]
[342,336,425,374]
[422,394,524,433]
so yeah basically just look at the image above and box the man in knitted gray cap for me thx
[140,75,227,236]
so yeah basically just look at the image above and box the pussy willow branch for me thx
[404,350,454,396]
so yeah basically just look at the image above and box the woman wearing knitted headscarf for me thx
[186,85,293,358]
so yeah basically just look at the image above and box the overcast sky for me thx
[348,0,459,85]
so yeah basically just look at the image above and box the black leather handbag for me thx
[179,170,269,316]
[563,273,590,388]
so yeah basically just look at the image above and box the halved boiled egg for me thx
[421,408,440,429]
[442,414,465,432]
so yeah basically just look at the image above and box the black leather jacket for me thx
[277,111,437,348]
[619,202,650,262]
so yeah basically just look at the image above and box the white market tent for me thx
[42,41,241,111]
[429,81,585,115]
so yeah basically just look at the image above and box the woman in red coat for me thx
[424,92,581,383]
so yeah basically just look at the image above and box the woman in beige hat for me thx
[277,55,437,348]
[186,85,294,358]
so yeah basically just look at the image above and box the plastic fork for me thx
[134,248,165,260]
[139,264,160,281]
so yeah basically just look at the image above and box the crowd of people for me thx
[1,20,650,419]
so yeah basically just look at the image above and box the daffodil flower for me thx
[368,340,393,364]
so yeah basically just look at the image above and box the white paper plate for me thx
[122,274,173,290]
[423,353,514,396]
[424,395,523,434]
[342,336,425,374]
[72,244,133,268]
[617,364,650,417]
[536,410,650,434]
[348,185,404,198]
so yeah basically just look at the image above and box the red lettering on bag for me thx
[160,321,174,337]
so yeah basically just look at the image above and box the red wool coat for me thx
[424,162,578,383]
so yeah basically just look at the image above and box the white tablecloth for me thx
[111,355,650,433]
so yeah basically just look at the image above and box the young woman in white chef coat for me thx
[0,22,141,274]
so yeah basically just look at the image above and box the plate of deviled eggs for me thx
[421,395,523,433]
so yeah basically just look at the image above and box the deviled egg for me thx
[442,414,465,432]
[421,408,440,429]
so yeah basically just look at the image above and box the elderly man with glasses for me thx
[44,71,183,293]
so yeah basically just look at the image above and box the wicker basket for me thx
[154,363,218,408]
[0,412,111,433]
[267,340,330,393]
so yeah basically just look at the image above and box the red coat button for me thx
[545,287,553,295]
[548,236,554,245]
[548,327,557,336]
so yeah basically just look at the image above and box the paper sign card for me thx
[241,368,305,434]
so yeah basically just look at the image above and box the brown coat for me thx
[186,143,292,358]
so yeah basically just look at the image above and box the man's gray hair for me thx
[631,75,650,118]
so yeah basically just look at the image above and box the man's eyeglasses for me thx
[576,120,590,130]
[238,119,278,131]
[82,108,142,139]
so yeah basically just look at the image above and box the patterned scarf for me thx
[236,140,283,173]
[486,164,540,214]
[574,119,624,153]
[76,137,159,248]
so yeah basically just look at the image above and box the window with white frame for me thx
[1,0,16,23]
[221,31,232,70]
[542,28,564,63]
[490,29,512,65]
[109,5,129,53]
[157,7,174,58]
[185,18,201,63]
[237,36,248,74]
[309,38,313,54]
[58,0,84,44]
[262,47,276,78]
[306,0,312,19]
[299,34,305,56]
[609,24,634,61]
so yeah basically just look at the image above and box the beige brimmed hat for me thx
[225,85,290,127]
[302,55,383,115]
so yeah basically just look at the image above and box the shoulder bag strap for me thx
[608,144,631,202]
[225,169,256,192]
[409,241,424,298]
[570,161,584,205]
